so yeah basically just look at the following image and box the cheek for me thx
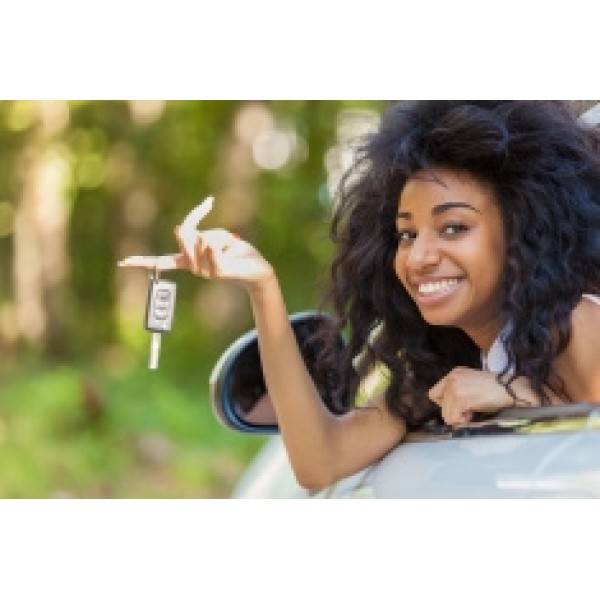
[474,235,506,295]
[488,255,506,294]
[487,230,507,287]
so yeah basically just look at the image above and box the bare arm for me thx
[119,199,407,489]
[553,296,600,402]
[428,367,542,426]
[248,275,406,488]
[428,297,600,421]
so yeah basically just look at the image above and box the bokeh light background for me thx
[0,100,385,498]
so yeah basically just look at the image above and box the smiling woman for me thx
[325,101,600,432]
[119,101,600,490]
[394,168,506,349]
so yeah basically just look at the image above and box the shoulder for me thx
[558,296,600,400]
[572,295,600,340]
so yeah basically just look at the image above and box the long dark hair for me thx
[317,101,600,430]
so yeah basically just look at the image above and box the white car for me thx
[209,312,600,498]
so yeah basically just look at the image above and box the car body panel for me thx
[233,414,600,499]
[211,311,600,499]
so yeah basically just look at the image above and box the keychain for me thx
[144,267,177,370]
[118,196,215,369]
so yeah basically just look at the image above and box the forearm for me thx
[247,276,341,488]
[430,367,544,425]
[119,208,366,487]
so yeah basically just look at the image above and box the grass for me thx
[0,361,267,498]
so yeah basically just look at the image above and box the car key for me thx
[145,269,177,370]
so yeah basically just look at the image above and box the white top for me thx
[481,324,511,374]
[481,294,600,374]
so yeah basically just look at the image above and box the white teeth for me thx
[418,278,460,295]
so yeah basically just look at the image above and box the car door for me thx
[234,405,600,498]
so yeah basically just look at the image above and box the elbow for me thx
[294,466,338,491]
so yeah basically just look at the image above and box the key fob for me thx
[145,278,177,333]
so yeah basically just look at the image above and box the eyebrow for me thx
[397,201,482,220]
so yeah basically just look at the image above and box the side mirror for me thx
[209,311,347,434]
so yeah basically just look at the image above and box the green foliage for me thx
[0,362,265,498]
[0,100,384,497]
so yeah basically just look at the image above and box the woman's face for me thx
[394,167,506,350]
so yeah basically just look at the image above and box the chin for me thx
[419,309,461,328]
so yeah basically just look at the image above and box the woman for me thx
[120,101,600,489]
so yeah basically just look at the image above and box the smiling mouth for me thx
[415,278,463,298]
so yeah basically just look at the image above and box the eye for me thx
[441,222,469,237]
[396,229,416,246]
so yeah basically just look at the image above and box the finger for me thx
[449,403,474,426]
[440,404,455,426]
[221,231,241,252]
[461,409,474,423]
[428,378,445,403]
[174,225,199,273]
[197,234,234,278]
[117,254,187,271]
[206,245,220,278]
[179,196,214,233]
[197,229,241,259]
[194,234,207,277]
[443,405,464,427]
[450,412,472,427]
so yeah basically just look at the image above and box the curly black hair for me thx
[317,101,600,430]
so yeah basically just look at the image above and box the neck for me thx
[463,319,507,353]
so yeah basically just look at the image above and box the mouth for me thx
[412,277,464,305]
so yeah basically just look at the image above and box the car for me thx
[209,311,600,499]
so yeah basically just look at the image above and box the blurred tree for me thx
[0,100,386,377]
[0,101,71,357]
[0,99,393,498]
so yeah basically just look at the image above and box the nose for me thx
[405,231,441,271]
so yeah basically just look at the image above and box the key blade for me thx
[149,332,162,370]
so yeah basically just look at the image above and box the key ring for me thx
[149,265,160,282]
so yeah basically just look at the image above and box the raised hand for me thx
[118,196,275,293]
